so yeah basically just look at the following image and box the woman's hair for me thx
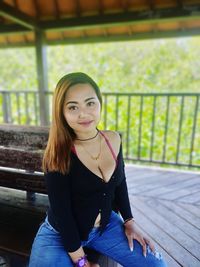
[42,72,102,174]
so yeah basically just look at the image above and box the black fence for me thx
[0,90,199,169]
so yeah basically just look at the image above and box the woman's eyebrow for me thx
[66,97,96,105]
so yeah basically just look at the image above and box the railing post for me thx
[2,92,9,123]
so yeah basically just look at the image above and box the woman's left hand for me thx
[124,220,155,257]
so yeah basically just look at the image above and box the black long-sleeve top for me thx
[45,143,133,252]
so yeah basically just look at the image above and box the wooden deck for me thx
[126,165,200,267]
[0,165,200,267]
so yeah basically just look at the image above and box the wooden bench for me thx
[0,124,118,267]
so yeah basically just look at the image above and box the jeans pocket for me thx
[44,217,59,234]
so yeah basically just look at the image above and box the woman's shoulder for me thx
[101,130,121,141]
[100,130,121,154]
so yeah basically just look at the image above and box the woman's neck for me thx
[75,129,99,142]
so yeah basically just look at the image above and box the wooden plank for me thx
[178,203,200,218]
[141,175,200,197]
[159,183,200,201]
[0,187,48,211]
[134,197,200,260]
[146,198,200,244]
[0,147,43,171]
[178,190,200,204]
[0,251,27,267]
[126,169,173,184]
[0,170,45,193]
[127,172,190,193]
[0,124,48,149]
[129,200,181,266]
[161,199,200,229]
[0,203,44,256]
[136,224,180,267]
[0,254,7,267]
[130,195,200,267]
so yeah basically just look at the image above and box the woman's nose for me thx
[78,107,87,118]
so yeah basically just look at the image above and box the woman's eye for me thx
[68,106,78,111]
[87,101,95,106]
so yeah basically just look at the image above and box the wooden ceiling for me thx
[0,0,200,47]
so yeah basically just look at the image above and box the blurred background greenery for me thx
[0,36,199,93]
[0,36,199,169]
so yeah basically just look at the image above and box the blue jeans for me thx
[29,211,167,267]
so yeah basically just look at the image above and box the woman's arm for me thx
[114,145,155,257]
[114,142,133,222]
[45,171,86,263]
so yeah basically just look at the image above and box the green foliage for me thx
[0,48,37,91]
[46,37,200,93]
[0,37,200,92]
[0,37,199,169]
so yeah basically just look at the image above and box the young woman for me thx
[29,72,167,267]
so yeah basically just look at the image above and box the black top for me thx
[45,142,133,252]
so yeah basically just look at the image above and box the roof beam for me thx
[0,5,199,35]
[1,28,200,49]
[39,5,200,32]
[0,24,30,35]
[47,28,200,44]
[0,2,40,30]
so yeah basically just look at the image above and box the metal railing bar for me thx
[137,95,143,160]
[102,92,200,97]
[189,95,199,166]
[150,96,156,161]
[25,93,29,125]
[162,96,170,162]
[125,157,200,168]
[176,96,184,164]
[126,95,131,157]
[115,95,119,131]
[2,92,9,123]
[16,92,21,124]
[7,93,12,123]
[34,92,38,125]
[104,95,107,130]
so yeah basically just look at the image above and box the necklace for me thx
[76,130,99,141]
[80,134,102,161]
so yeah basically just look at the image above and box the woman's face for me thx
[63,83,101,135]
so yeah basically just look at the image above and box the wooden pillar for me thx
[35,30,49,126]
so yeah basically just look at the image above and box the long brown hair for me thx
[42,72,102,174]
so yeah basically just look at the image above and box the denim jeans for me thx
[29,211,167,267]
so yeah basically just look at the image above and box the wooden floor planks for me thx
[126,165,200,267]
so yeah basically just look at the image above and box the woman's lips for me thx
[78,120,93,126]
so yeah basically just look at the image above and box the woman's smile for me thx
[78,120,94,126]
[63,83,101,138]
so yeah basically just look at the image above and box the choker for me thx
[76,130,99,141]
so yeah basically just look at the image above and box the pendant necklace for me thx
[80,135,105,182]
[80,134,102,161]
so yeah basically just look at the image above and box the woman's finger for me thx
[144,237,156,254]
[127,234,134,251]
[139,237,147,257]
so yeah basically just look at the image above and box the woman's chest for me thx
[69,159,118,195]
